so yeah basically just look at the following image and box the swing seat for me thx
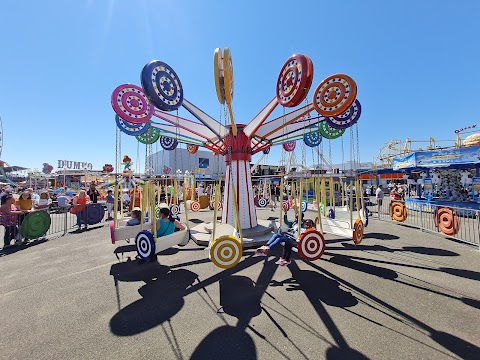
[135,228,190,260]
[199,195,210,209]
[208,223,242,269]
[109,219,152,244]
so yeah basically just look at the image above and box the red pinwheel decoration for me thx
[42,163,53,174]
[103,164,114,174]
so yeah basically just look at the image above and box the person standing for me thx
[375,185,384,217]
[16,190,33,226]
[0,194,26,248]
[196,184,205,197]
[27,188,40,206]
[105,189,115,220]
[72,190,90,231]
[87,183,100,203]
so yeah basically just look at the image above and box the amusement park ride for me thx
[373,136,462,169]
[110,49,364,267]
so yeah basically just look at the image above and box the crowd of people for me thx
[0,186,56,249]
[0,183,105,248]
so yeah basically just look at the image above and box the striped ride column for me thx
[221,125,258,229]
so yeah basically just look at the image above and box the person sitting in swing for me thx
[156,206,186,237]
[279,219,314,265]
[255,217,314,265]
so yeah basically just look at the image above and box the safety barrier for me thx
[365,196,480,248]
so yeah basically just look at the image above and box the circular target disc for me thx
[210,200,223,211]
[282,200,290,212]
[115,115,151,136]
[210,236,242,269]
[258,197,268,208]
[190,201,201,212]
[135,230,156,260]
[276,54,313,107]
[318,121,345,139]
[214,48,226,104]
[111,84,153,124]
[136,127,161,144]
[298,229,325,261]
[223,48,234,104]
[353,219,364,244]
[328,208,335,219]
[170,204,180,216]
[141,60,183,111]
[313,74,357,117]
[303,131,322,147]
[437,208,459,236]
[20,211,51,240]
[327,99,362,129]
[301,200,308,213]
[160,136,178,150]
[283,141,296,152]
[86,203,105,225]
[187,144,199,154]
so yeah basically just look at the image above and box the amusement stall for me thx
[391,136,480,240]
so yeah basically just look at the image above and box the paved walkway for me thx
[0,208,479,359]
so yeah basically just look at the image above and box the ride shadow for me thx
[439,267,480,281]
[109,265,198,336]
[336,243,459,257]
[189,219,204,224]
[191,268,275,360]
[110,259,169,283]
[0,238,48,256]
[270,264,358,308]
[328,254,398,280]
[402,246,459,257]
[362,232,399,240]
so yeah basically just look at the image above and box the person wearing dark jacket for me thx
[87,183,100,203]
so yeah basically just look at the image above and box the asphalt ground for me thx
[0,207,479,360]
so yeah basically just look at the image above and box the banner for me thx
[472,177,480,203]
[392,146,480,170]
[424,178,433,201]
[392,153,416,170]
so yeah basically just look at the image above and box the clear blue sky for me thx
[1,0,479,173]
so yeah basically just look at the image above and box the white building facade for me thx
[147,148,226,179]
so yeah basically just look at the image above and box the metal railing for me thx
[1,205,110,241]
[365,196,480,248]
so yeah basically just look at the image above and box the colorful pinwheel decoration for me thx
[42,163,54,174]
[122,155,133,170]
[103,164,114,174]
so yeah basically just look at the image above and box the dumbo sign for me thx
[58,160,93,170]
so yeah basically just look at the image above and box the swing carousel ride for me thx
[111,49,364,267]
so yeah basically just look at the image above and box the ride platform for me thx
[190,219,275,248]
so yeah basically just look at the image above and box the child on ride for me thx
[255,217,314,266]
[156,207,186,237]
[126,209,142,226]
[279,219,314,265]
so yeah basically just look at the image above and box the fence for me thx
[1,205,110,242]
[366,196,480,248]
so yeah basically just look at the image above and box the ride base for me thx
[190,219,274,248]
